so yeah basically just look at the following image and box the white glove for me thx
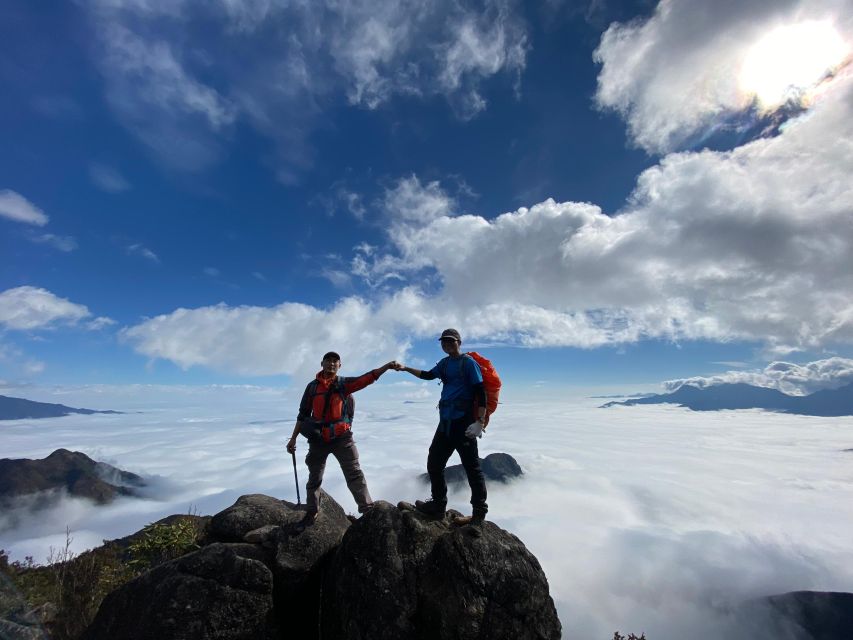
[465,421,484,439]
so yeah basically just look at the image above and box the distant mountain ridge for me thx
[0,394,122,420]
[602,381,853,416]
[0,449,145,515]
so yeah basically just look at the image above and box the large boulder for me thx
[83,543,275,640]
[419,452,523,484]
[321,500,561,640]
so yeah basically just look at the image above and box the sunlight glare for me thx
[740,21,849,109]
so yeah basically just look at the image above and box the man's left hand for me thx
[465,421,484,439]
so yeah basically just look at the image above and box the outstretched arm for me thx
[396,364,438,380]
[343,361,400,394]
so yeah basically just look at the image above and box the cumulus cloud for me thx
[89,163,131,193]
[119,0,853,372]
[85,0,528,178]
[665,357,853,395]
[121,291,432,379]
[0,190,49,226]
[354,67,853,352]
[126,64,853,370]
[0,287,95,331]
[594,0,853,153]
[0,287,113,336]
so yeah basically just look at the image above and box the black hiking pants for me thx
[427,416,488,513]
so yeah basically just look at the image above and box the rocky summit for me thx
[83,492,561,640]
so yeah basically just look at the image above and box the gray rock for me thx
[321,500,560,640]
[269,490,351,639]
[84,492,560,640]
[206,494,301,542]
[82,543,276,640]
[419,452,523,484]
[205,490,351,640]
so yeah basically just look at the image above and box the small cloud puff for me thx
[0,190,49,226]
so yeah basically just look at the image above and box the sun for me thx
[739,20,850,110]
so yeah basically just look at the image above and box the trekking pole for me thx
[291,450,301,505]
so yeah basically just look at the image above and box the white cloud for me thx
[89,163,131,193]
[2,394,852,640]
[665,357,853,395]
[383,175,456,223]
[203,267,220,277]
[354,67,853,352]
[126,243,160,263]
[0,287,93,331]
[320,268,352,289]
[437,3,528,118]
[87,317,118,331]
[30,233,78,252]
[121,292,424,379]
[85,0,528,178]
[0,190,49,226]
[594,0,853,153]
[92,16,237,171]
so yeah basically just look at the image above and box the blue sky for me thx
[2,0,853,392]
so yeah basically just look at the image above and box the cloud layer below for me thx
[1,390,851,640]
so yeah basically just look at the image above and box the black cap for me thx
[438,328,462,343]
[322,351,341,362]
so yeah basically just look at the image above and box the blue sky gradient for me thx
[2,0,852,392]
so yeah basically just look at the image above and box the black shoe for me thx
[415,499,446,519]
[299,511,318,527]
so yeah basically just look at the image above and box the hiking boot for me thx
[297,510,318,529]
[415,499,446,519]
[452,508,486,527]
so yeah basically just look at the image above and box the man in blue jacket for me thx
[396,329,488,525]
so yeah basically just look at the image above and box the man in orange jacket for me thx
[286,351,397,524]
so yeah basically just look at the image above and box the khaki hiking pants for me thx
[304,434,372,514]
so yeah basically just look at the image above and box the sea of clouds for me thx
[1,383,852,639]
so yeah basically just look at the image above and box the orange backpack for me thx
[466,352,501,428]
